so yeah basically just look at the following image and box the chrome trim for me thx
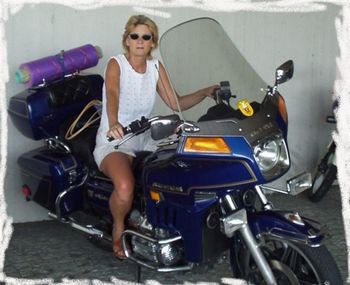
[215,119,238,125]
[54,167,88,220]
[115,116,161,149]
[46,137,71,153]
[261,176,312,197]
[255,185,273,210]
[240,224,277,285]
[48,212,112,242]
[157,139,179,147]
[180,121,200,133]
[261,225,328,248]
[121,230,192,272]
[194,191,217,202]
[286,172,312,195]
[219,193,237,215]
[114,133,137,149]
[260,185,290,195]
[220,208,247,237]
[221,208,277,284]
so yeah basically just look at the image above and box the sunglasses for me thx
[128,33,153,41]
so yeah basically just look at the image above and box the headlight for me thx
[253,134,290,180]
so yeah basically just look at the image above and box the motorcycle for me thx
[308,100,338,202]
[8,18,342,284]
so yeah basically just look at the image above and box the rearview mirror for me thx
[275,60,294,85]
[151,114,181,140]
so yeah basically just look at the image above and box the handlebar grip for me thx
[106,126,129,142]
[106,117,148,142]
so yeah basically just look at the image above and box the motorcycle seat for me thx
[59,120,152,179]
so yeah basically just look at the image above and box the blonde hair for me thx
[122,15,159,58]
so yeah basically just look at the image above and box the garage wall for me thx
[3,3,340,222]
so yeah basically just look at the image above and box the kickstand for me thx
[135,264,142,283]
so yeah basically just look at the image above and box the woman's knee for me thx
[112,178,134,202]
[117,179,134,195]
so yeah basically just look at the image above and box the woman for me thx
[93,15,218,260]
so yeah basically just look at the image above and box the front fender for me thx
[248,210,328,247]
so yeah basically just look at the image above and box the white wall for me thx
[4,3,340,222]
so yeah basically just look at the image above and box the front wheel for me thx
[308,164,337,202]
[231,235,343,284]
[308,143,337,202]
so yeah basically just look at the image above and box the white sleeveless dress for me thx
[93,54,159,167]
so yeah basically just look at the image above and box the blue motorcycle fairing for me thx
[144,155,259,206]
[266,91,288,138]
[145,197,228,263]
[17,147,86,215]
[248,210,326,246]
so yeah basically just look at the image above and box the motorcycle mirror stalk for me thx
[266,60,294,96]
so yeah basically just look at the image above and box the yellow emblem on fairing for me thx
[237,99,254,117]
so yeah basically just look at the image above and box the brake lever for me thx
[112,116,162,148]
[107,116,154,142]
[114,133,137,149]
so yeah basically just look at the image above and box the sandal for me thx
[113,239,127,260]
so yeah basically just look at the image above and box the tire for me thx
[231,235,343,284]
[308,164,337,202]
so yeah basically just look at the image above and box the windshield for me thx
[159,17,267,121]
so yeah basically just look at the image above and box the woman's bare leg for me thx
[100,152,134,257]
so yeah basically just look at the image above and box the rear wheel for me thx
[232,235,342,284]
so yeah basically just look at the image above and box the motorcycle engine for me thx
[127,210,183,267]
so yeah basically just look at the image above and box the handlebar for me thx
[107,114,184,149]
[106,116,150,142]
[108,81,234,142]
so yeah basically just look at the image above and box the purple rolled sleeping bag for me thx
[16,44,103,88]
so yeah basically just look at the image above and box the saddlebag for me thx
[18,147,86,216]
[8,74,103,140]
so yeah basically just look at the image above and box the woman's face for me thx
[125,24,155,58]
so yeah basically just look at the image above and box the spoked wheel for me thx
[232,236,342,284]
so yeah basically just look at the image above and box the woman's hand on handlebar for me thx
[107,122,124,141]
[203,84,220,99]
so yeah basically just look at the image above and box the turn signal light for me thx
[278,95,288,124]
[183,137,231,154]
[150,190,161,202]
